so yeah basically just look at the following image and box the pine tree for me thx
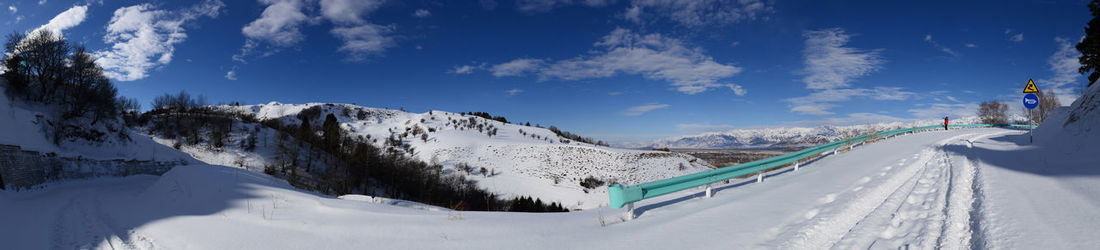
[322,113,341,151]
[1079,0,1100,86]
[298,117,313,141]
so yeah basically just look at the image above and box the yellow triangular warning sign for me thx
[1022,79,1040,93]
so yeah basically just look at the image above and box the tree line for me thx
[2,30,124,144]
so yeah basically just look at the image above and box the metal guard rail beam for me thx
[607,124,1036,209]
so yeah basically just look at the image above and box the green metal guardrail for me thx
[607,124,1036,210]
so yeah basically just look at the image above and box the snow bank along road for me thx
[3,128,1097,249]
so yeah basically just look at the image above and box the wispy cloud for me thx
[1005,29,1024,43]
[413,9,431,18]
[1041,37,1085,104]
[489,28,746,95]
[504,88,524,96]
[236,0,394,62]
[7,5,16,14]
[908,103,977,119]
[225,70,238,80]
[448,64,478,74]
[95,0,224,81]
[30,5,88,38]
[321,0,393,61]
[625,0,772,27]
[788,28,909,115]
[490,58,544,77]
[515,0,613,13]
[923,34,958,57]
[801,28,883,90]
[623,103,669,116]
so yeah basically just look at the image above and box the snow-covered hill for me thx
[647,117,984,149]
[0,80,193,162]
[210,102,712,209]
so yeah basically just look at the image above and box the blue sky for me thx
[0,0,1091,143]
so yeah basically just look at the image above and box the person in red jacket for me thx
[943,116,949,130]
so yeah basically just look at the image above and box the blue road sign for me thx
[1023,93,1039,109]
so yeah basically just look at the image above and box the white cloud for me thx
[908,103,977,119]
[623,5,643,23]
[38,0,47,5]
[946,95,960,102]
[449,65,478,74]
[242,0,310,46]
[627,0,771,27]
[237,0,311,61]
[30,5,88,38]
[1005,29,1025,43]
[225,70,238,80]
[330,23,395,60]
[801,28,883,90]
[1041,37,1085,105]
[676,123,736,133]
[964,43,977,48]
[505,88,524,95]
[786,87,915,115]
[490,28,745,95]
[623,103,669,116]
[8,5,16,14]
[490,58,544,77]
[95,0,225,81]
[413,9,431,18]
[515,0,614,13]
[789,28,903,115]
[922,34,958,57]
[320,0,393,61]
[608,91,623,96]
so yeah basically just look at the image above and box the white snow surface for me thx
[211,102,712,209]
[9,126,1099,249]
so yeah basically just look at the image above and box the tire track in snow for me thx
[51,188,157,250]
[766,133,984,249]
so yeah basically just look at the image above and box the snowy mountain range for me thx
[645,117,987,149]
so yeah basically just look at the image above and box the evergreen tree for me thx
[1079,0,1100,86]
[298,117,313,141]
[322,113,341,151]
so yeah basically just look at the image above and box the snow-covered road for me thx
[3,127,1097,249]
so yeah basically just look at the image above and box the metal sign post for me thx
[1022,79,1041,143]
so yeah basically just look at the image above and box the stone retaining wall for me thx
[0,144,183,190]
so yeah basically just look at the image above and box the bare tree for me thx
[1030,89,1064,124]
[978,101,1009,124]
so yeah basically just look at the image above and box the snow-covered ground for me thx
[6,126,1098,249]
[201,102,712,209]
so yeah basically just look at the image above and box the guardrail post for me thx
[705,185,713,198]
[626,203,635,220]
[756,173,764,183]
[833,148,838,155]
[794,162,800,171]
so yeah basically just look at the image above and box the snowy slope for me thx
[214,102,711,209]
[648,117,984,149]
[0,81,194,162]
[2,128,1054,249]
